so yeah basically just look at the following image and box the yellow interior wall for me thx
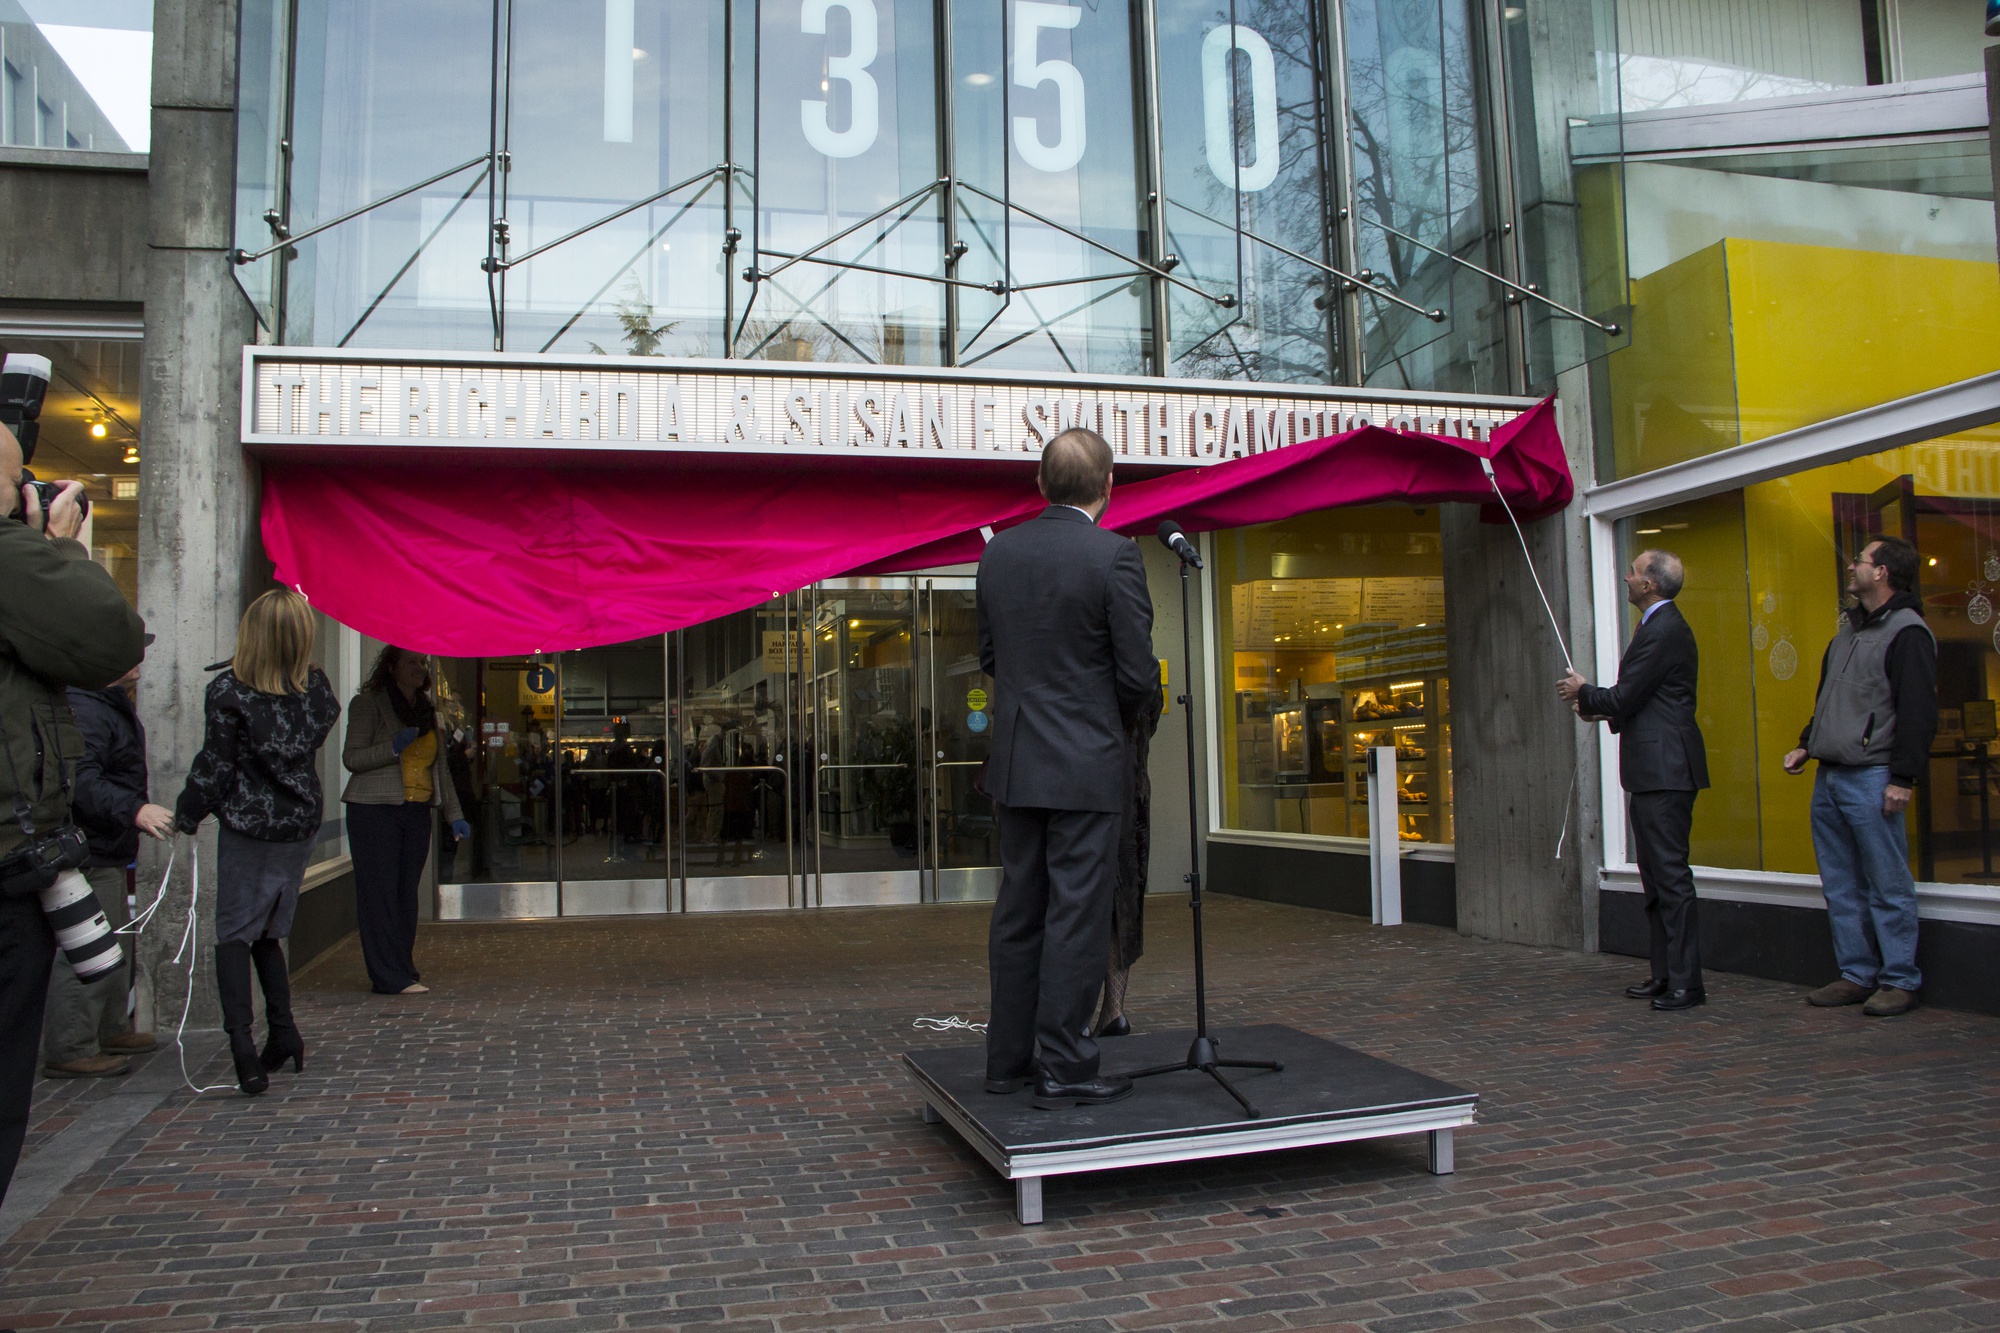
[1726,237,2000,444]
[1632,492,1763,869]
[1613,236,2000,874]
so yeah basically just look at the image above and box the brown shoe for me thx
[44,1054,132,1079]
[1862,986,1918,1017]
[1807,978,1872,1007]
[101,1031,158,1053]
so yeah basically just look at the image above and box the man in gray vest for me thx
[1783,535,1937,1018]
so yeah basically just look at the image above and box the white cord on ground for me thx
[912,1015,986,1034]
[1478,455,1574,673]
[158,838,233,1095]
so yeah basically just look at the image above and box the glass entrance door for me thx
[554,638,670,914]
[674,596,800,911]
[436,579,1001,918]
[436,640,670,919]
[922,579,1000,902]
[808,583,923,906]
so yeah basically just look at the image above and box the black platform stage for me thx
[903,1023,1477,1223]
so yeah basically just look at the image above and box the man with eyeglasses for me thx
[1783,536,1937,1018]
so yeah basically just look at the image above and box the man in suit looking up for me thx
[1557,550,1711,1010]
[977,428,1160,1110]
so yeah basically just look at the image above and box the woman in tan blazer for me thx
[343,647,466,995]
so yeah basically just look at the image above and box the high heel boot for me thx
[250,939,305,1073]
[214,941,268,1096]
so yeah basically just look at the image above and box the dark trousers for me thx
[1,893,56,1205]
[987,804,1119,1085]
[348,802,433,994]
[1630,789,1703,991]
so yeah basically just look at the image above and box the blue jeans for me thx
[1810,765,1921,991]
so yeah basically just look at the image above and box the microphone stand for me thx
[1122,542,1284,1118]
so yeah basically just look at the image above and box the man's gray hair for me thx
[1638,549,1685,599]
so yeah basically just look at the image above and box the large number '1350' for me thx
[798,0,1089,173]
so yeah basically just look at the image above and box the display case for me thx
[1343,675,1451,842]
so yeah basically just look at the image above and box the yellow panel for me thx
[1726,236,2000,443]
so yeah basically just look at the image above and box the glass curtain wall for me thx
[234,0,1599,392]
[1616,432,2000,887]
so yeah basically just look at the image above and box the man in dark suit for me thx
[1558,549,1710,1010]
[978,428,1160,1109]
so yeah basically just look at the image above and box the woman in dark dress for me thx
[1095,701,1160,1037]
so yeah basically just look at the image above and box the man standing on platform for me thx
[1783,536,1936,1018]
[978,428,1159,1110]
[1558,550,1710,1011]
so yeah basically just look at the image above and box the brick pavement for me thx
[1,895,1996,1332]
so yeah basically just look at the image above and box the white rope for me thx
[911,1014,986,1034]
[157,838,233,1095]
[1479,455,1574,673]
[114,842,173,937]
[1482,454,1581,863]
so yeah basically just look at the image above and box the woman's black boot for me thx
[215,941,268,1096]
[250,939,305,1073]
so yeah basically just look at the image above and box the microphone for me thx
[1157,520,1203,569]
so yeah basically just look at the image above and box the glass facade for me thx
[1597,138,1998,481]
[233,0,1575,391]
[1214,507,1452,844]
[1618,432,2000,887]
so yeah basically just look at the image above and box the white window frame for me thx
[1582,369,2000,925]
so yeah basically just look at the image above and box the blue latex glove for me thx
[391,726,421,754]
[450,819,470,840]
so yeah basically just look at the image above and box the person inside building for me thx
[1558,549,1710,1011]
[1783,536,1938,1018]
[174,588,341,1097]
[342,646,469,997]
[44,654,174,1079]
[0,429,147,1201]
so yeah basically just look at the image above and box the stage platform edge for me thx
[902,1022,1478,1224]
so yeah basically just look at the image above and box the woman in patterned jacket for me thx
[174,589,340,1096]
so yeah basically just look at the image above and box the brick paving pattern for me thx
[2,895,1997,1331]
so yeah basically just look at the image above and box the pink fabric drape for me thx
[259,399,1567,657]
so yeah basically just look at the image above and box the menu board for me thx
[1233,577,1444,649]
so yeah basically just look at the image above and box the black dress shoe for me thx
[984,1071,1034,1094]
[1032,1072,1134,1110]
[1624,977,1669,999]
[1651,987,1706,1011]
[1092,1015,1132,1038]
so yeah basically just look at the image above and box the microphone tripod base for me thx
[1125,1034,1286,1120]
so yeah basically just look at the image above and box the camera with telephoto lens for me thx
[0,824,121,980]
[1,353,88,527]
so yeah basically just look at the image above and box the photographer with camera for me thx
[0,379,148,1204]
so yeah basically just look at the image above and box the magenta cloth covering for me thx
[260,399,1567,656]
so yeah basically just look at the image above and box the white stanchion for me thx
[1368,745,1403,927]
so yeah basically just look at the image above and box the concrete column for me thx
[135,0,260,1031]
[1444,374,1602,951]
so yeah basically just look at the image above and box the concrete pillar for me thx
[1444,375,1602,951]
[135,0,260,1031]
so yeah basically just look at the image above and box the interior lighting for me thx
[89,420,107,438]
[1637,527,1662,534]
[121,445,139,464]
[1928,557,1939,566]
[965,72,994,86]
[1389,680,1423,689]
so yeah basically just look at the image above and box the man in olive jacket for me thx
[0,422,147,1204]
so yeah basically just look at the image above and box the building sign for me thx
[243,349,1535,467]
